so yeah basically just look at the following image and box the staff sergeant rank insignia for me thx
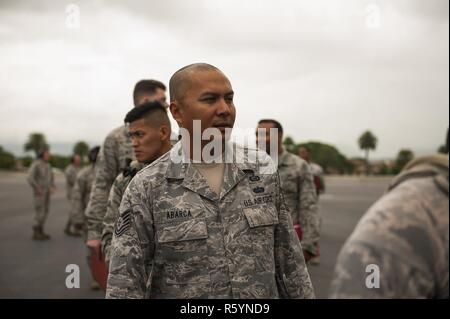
[114,209,132,237]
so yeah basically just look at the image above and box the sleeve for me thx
[319,176,325,193]
[79,175,89,208]
[106,179,155,299]
[102,175,126,263]
[329,241,435,298]
[274,172,315,299]
[27,162,39,190]
[51,165,55,188]
[85,134,119,240]
[298,162,319,255]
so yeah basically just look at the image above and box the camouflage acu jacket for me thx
[106,142,315,299]
[85,125,135,240]
[330,154,449,298]
[277,149,319,254]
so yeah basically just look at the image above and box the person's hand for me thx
[293,224,302,241]
[303,250,315,262]
[86,239,102,260]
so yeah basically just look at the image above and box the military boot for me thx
[71,223,85,237]
[32,226,46,241]
[40,226,51,240]
[64,221,72,236]
[90,281,100,290]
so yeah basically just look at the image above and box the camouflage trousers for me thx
[66,192,73,226]
[33,191,51,227]
[69,205,85,226]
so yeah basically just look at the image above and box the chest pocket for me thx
[155,218,210,286]
[157,218,208,243]
[243,205,279,228]
[243,204,279,273]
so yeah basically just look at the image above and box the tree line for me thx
[0,133,91,170]
[284,130,447,175]
[1,131,448,173]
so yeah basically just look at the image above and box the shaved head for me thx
[169,63,222,102]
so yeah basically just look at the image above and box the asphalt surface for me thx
[0,170,391,299]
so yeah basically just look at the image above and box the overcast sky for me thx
[0,0,448,159]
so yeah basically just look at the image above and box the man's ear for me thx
[169,101,183,128]
[159,125,170,141]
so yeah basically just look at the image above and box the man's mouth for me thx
[213,123,232,129]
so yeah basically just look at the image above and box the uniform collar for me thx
[165,141,254,201]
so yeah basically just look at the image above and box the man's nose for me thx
[216,98,231,116]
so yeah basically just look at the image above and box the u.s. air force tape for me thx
[114,209,132,237]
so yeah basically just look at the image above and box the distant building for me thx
[349,158,367,175]
[349,158,395,175]
[371,159,396,175]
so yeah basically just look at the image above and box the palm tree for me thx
[396,149,414,171]
[438,144,448,154]
[358,130,377,175]
[438,129,448,154]
[24,133,48,157]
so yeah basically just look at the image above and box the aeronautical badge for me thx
[253,186,265,194]
[114,209,132,237]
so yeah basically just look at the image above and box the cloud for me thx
[0,0,448,158]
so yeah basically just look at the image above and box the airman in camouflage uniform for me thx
[71,147,100,233]
[278,147,319,257]
[65,157,81,200]
[106,63,314,299]
[84,80,168,257]
[64,154,81,235]
[298,145,325,265]
[102,102,173,263]
[27,149,55,240]
[298,145,326,196]
[329,154,449,298]
[70,147,102,289]
[256,120,319,259]
[84,126,135,241]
